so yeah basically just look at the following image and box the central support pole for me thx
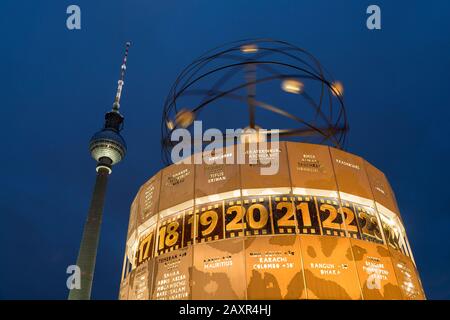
[245,64,257,129]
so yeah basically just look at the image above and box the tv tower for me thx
[69,42,131,300]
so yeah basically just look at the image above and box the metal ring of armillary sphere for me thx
[161,38,349,165]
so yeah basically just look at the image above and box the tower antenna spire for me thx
[113,41,131,112]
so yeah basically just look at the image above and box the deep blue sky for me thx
[1,0,449,299]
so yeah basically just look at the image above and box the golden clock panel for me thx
[159,163,194,211]
[135,227,157,266]
[127,193,138,239]
[126,270,136,300]
[363,160,400,216]
[191,239,246,300]
[271,195,297,235]
[351,239,402,299]
[224,197,245,239]
[195,201,225,243]
[389,248,425,300]
[382,221,410,256]
[156,212,184,256]
[287,142,337,190]
[128,260,151,300]
[151,246,193,300]
[195,146,241,197]
[354,204,383,244]
[316,196,346,237]
[245,235,306,300]
[119,276,129,300]
[138,172,161,223]
[384,180,402,218]
[339,200,362,240]
[293,195,321,235]
[300,235,362,300]
[242,196,274,237]
[329,147,373,200]
[240,141,291,189]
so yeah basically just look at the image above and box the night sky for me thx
[1,0,449,299]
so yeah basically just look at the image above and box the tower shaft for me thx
[68,167,109,300]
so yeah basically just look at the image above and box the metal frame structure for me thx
[161,39,349,164]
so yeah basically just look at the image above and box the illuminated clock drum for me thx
[119,142,425,300]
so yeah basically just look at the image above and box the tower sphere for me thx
[89,128,127,165]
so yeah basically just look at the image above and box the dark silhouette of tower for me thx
[68,42,130,300]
